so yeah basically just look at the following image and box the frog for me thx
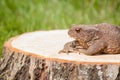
[59,23,120,55]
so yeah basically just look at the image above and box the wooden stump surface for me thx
[0,30,120,80]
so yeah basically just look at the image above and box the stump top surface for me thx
[7,30,120,64]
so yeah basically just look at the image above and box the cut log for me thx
[0,30,120,80]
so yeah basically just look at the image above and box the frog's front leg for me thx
[78,40,106,55]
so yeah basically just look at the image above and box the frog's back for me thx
[95,23,120,54]
[95,23,120,33]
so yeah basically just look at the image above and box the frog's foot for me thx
[59,49,80,55]
[58,49,70,54]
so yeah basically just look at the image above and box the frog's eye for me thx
[75,28,81,33]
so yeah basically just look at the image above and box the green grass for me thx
[0,0,120,57]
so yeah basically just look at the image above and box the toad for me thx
[59,23,120,55]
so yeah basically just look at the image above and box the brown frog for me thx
[59,23,120,55]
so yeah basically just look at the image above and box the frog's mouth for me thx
[69,35,79,40]
[68,32,79,39]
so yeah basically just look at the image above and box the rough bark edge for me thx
[0,47,120,80]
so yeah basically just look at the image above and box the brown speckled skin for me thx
[60,23,120,55]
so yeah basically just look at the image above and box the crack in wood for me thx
[13,56,31,80]
[0,52,14,76]
[115,67,120,80]
[33,59,47,80]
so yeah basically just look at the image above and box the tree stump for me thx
[0,30,120,80]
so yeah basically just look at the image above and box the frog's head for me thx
[68,24,101,43]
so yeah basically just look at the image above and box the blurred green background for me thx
[0,0,120,57]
